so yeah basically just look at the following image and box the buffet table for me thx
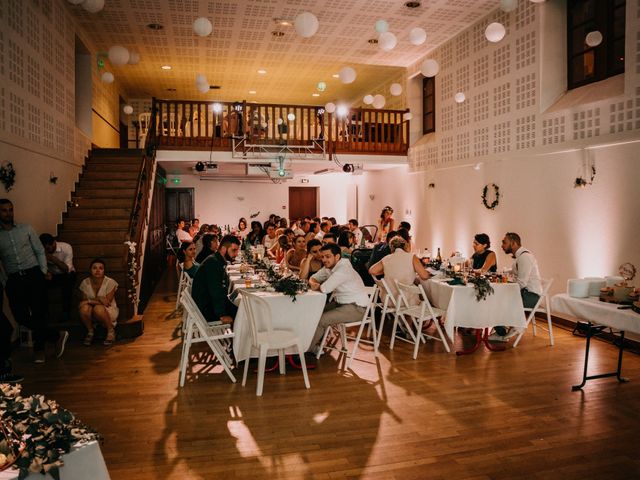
[552,294,640,390]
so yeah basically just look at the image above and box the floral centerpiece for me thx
[0,384,100,480]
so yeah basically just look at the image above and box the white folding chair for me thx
[391,281,450,358]
[240,290,310,396]
[372,278,400,350]
[179,290,236,386]
[176,263,186,310]
[513,278,555,347]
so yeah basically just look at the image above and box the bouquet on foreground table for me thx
[0,384,99,480]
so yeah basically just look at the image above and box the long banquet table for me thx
[552,293,640,390]
[421,278,527,352]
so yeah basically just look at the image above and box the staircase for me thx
[57,148,146,338]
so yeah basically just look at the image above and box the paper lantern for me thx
[454,92,466,103]
[123,105,134,115]
[374,19,389,34]
[324,102,336,114]
[193,17,213,37]
[339,66,356,84]
[409,27,427,46]
[67,0,85,5]
[363,94,374,105]
[529,0,546,3]
[276,118,284,125]
[212,103,223,114]
[500,0,518,12]
[390,83,402,96]
[420,59,439,77]
[403,112,413,121]
[372,94,385,109]
[101,72,114,83]
[195,74,207,86]
[261,122,268,129]
[294,12,319,38]
[317,81,327,92]
[127,52,140,65]
[287,113,296,121]
[336,105,348,117]
[197,82,210,94]
[108,46,130,66]
[378,31,397,52]
[82,0,104,13]
[585,30,603,47]
[485,22,506,43]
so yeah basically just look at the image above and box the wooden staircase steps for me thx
[66,208,131,219]
[73,188,137,198]
[70,198,133,209]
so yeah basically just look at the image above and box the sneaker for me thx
[103,329,116,346]
[56,331,69,358]
[83,330,94,346]
[488,332,508,342]
[0,370,24,383]
[33,351,46,364]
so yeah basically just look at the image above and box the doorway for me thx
[288,187,318,219]
[165,188,195,231]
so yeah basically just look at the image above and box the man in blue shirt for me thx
[0,199,68,380]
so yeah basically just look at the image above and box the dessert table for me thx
[0,441,110,480]
[552,294,640,390]
[421,278,527,354]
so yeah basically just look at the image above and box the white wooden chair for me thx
[240,290,310,396]
[391,281,450,358]
[372,277,399,350]
[513,278,555,347]
[179,290,236,386]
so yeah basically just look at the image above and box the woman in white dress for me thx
[78,258,119,346]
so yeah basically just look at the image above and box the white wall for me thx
[166,173,356,227]
[355,140,640,295]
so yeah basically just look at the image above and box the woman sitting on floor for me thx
[178,241,199,278]
[78,258,119,346]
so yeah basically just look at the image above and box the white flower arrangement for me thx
[124,241,139,309]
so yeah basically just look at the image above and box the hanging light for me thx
[123,105,134,115]
[82,0,104,13]
[212,103,223,114]
[193,17,213,37]
[585,31,603,47]
[317,81,327,92]
[485,22,506,43]
[372,94,386,109]
[324,102,336,113]
[294,12,319,38]
[403,112,413,121]
[378,31,397,51]
[454,92,466,103]
[500,0,518,12]
[374,19,389,34]
[409,27,427,46]
[108,46,130,66]
[420,59,439,77]
[363,95,374,105]
[390,83,403,96]
[287,113,296,121]
[127,52,140,65]
[336,105,349,117]
[101,72,114,83]
[339,66,356,84]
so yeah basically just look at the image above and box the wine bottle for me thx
[436,248,442,262]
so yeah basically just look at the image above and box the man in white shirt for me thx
[348,219,363,246]
[308,243,369,351]
[262,222,277,257]
[175,219,193,244]
[40,234,76,321]
[315,221,329,241]
[491,232,542,341]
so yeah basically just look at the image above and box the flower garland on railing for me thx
[124,241,139,311]
[481,183,500,210]
[0,384,100,480]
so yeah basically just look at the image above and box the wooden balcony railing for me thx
[149,98,409,156]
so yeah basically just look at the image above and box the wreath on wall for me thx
[482,183,500,210]
[0,162,16,192]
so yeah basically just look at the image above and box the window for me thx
[422,76,435,134]
[567,0,625,90]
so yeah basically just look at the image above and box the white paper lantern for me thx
[123,105,134,115]
[127,52,140,65]
[212,103,223,114]
[363,94,374,105]
[294,12,319,38]
[372,94,386,109]
[500,0,518,12]
[374,19,389,34]
[67,0,85,5]
[197,82,210,94]
[324,102,336,114]
[485,22,506,43]
[335,105,348,117]
[390,83,403,96]
[409,27,427,46]
[195,74,207,86]
[261,122,268,129]
[108,46,130,66]
[585,30,603,47]
[378,31,397,52]
[454,92,466,103]
[403,112,413,121]
[82,0,104,13]
[339,66,356,84]
[529,0,546,3]
[276,118,284,125]
[193,17,213,37]
[287,113,296,121]
[420,59,439,77]
[317,81,327,92]
[101,72,114,83]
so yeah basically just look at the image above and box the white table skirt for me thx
[0,441,110,480]
[551,294,640,335]
[232,290,327,361]
[421,279,527,341]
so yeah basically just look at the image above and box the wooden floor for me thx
[14,271,640,479]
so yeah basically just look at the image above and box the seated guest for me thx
[308,244,370,351]
[329,217,338,228]
[236,217,248,239]
[315,221,330,240]
[284,228,295,245]
[262,222,278,257]
[467,233,497,274]
[399,221,411,232]
[322,232,337,245]
[275,234,290,264]
[337,230,354,258]
[285,235,307,272]
[348,219,363,246]
[369,237,430,302]
[195,234,219,264]
[191,235,240,324]
[491,232,542,341]
[306,222,319,243]
[40,233,76,321]
[78,259,119,346]
[367,230,397,268]
[299,239,323,280]
[188,218,200,239]
[278,218,289,229]
[246,221,263,246]
[175,219,192,244]
[293,220,306,237]
[178,242,199,278]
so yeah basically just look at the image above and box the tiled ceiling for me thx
[68,0,499,104]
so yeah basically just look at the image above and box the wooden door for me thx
[165,188,194,230]
[289,187,317,220]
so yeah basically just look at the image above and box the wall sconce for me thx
[49,172,58,184]
[574,149,596,188]
[428,183,436,189]
[369,194,375,200]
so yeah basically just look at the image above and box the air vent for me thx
[404,1,421,8]
[146,23,163,30]
[368,38,378,44]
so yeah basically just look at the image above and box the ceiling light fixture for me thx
[312,93,320,97]
[257,69,267,74]
[332,74,339,78]
[248,90,256,94]
[146,23,163,30]
[271,30,285,37]
[161,65,172,70]
[273,18,292,26]
[404,1,421,8]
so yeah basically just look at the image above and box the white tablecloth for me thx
[551,294,640,335]
[421,279,527,341]
[232,290,327,361]
[0,441,110,480]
